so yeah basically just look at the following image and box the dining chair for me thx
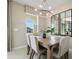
[29,34,47,59]
[26,33,31,55]
[52,36,69,59]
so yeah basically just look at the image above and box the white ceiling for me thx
[13,0,72,11]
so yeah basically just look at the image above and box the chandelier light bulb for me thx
[49,6,52,10]
[40,12,42,15]
[39,5,43,8]
[34,8,37,11]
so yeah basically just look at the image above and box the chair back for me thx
[58,36,69,57]
[26,33,31,46]
[30,34,39,53]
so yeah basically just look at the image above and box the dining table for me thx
[34,35,60,59]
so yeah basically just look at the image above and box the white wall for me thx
[11,1,49,49]
[38,16,51,31]
[11,1,27,49]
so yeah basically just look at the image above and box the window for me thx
[51,15,59,34]
[60,10,72,35]
[25,13,38,33]
[51,9,72,36]
[60,12,66,35]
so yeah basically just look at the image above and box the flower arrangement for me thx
[42,27,54,38]
[43,27,54,33]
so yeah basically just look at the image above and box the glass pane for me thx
[25,14,37,33]
[65,17,72,35]
[60,17,72,35]
[51,15,58,34]
[26,18,34,33]
[66,10,71,17]
[61,18,66,35]
[60,12,65,18]
[66,17,71,21]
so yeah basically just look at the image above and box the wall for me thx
[11,1,49,49]
[38,16,51,31]
[69,37,72,51]
[69,37,72,59]
[11,1,27,49]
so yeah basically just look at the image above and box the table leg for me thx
[47,48,51,59]
[50,46,54,59]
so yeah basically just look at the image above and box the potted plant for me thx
[42,27,54,38]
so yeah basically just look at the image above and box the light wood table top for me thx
[35,36,59,48]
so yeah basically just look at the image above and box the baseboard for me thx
[13,45,27,50]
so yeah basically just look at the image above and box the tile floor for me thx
[7,48,72,59]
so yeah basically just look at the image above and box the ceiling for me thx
[13,0,72,11]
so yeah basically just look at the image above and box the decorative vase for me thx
[43,33,46,38]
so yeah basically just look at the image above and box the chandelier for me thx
[24,0,53,16]
[38,0,53,16]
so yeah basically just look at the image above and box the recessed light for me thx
[34,8,37,11]
[39,5,43,8]
[46,13,49,16]
[40,12,42,15]
[49,7,52,10]
[51,11,53,13]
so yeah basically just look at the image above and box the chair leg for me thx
[27,45,30,55]
[31,51,35,59]
[63,55,65,59]
[64,51,69,59]
[30,49,33,59]
[39,54,41,59]
[66,51,68,59]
